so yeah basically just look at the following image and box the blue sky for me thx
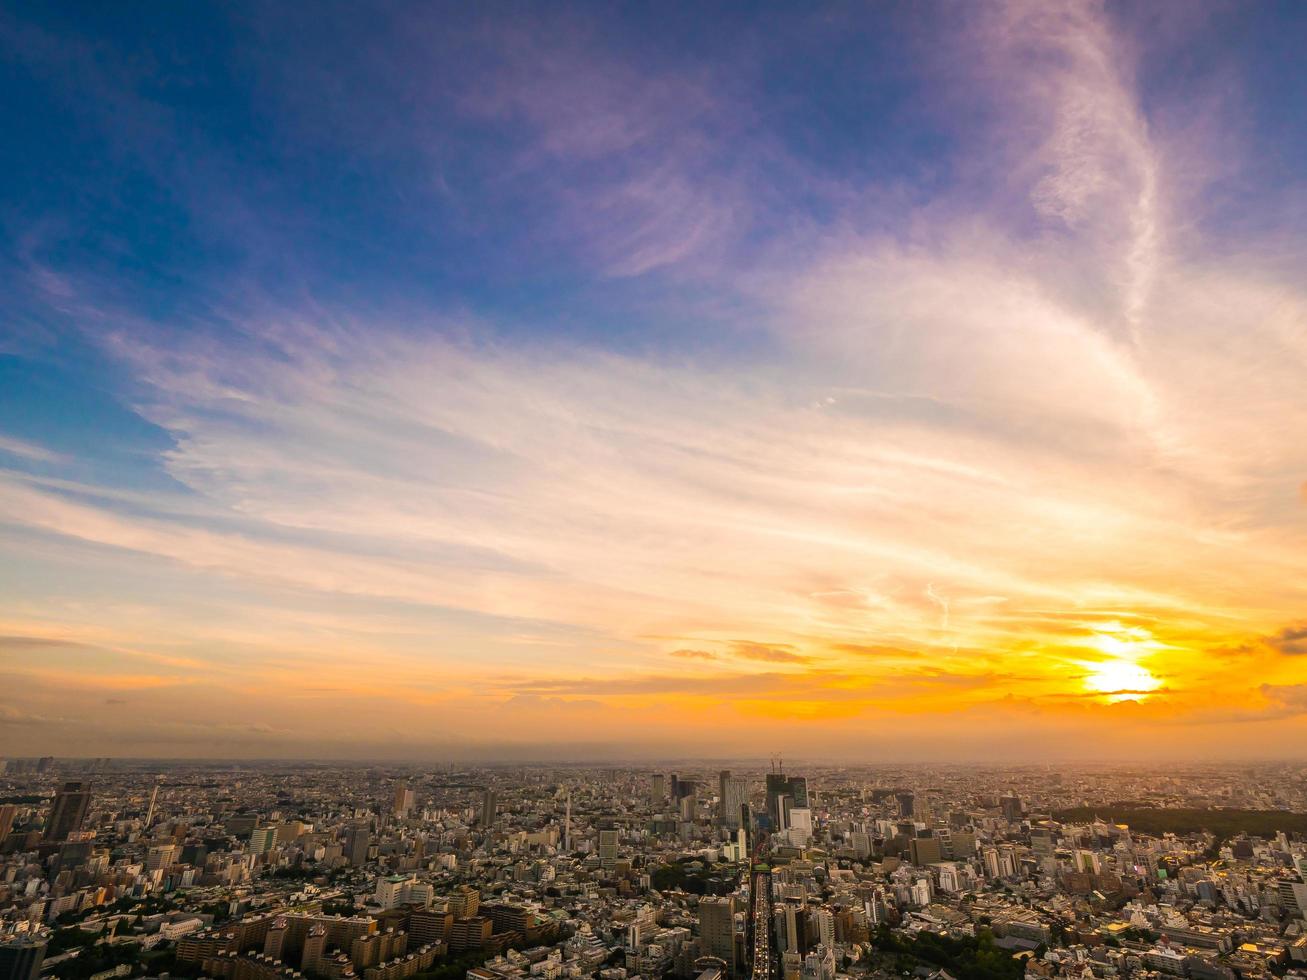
[2,1,1307,760]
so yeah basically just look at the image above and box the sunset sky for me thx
[2,1,1306,761]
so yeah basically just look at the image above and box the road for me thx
[750,853,774,980]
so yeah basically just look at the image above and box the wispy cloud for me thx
[0,433,68,464]
[0,0,1305,758]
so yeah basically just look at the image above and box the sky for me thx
[1,1,1306,763]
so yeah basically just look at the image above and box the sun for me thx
[1084,660,1161,701]
[1076,624,1166,701]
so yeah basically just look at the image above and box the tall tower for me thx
[480,788,496,828]
[144,783,159,829]
[393,781,416,818]
[345,824,371,866]
[598,827,619,867]
[0,932,48,980]
[563,792,572,852]
[722,775,748,829]
[698,896,736,973]
[43,781,92,842]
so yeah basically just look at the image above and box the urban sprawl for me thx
[1,759,1306,980]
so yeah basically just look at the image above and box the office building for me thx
[42,782,91,843]
[909,835,942,866]
[393,782,416,819]
[248,826,278,856]
[1000,794,1023,822]
[698,897,735,973]
[345,825,371,866]
[0,933,47,980]
[598,828,619,867]
[895,792,915,819]
[0,806,16,841]
[720,774,748,829]
[447,885,480,919]
[766,772,808,830]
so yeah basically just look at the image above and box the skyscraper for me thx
[598,827,618,866]
[480,789,496,828]
[0,805,17,840]
[909,835,942,866]
[42,782,91,842]
[393,781,416,818]
[698,896,736,973]
[722,776,749,829]
[248,825,278,855]
[345,825,371,866]
[765,772,807,830]
[999,794,1023,822]
[895,791,915,819]
[563,792,571,852]
[143,784,159,829]
[650,774,665,805]
[0,933,48,980]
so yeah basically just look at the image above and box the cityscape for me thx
[1,760,1307,980]
[3,6,1307,980]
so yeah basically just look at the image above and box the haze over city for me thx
[2,1,1307,761]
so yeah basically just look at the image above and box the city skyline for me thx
[3,2,1307,760]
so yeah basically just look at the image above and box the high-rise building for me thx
[0,805,16,840]
[143,784,159,829]
[345,825,371,866]
[722,777,749,829]
[563,792,572,852]
[447,885,480,919]
[766,772,807,830]
[679,793,697,822]
[775,902,801,955]
[146,843,178,871]
[409,909,453,947]
[1278,879,1307,916]
[598,828,619,867]
[42,782,91,842]
[909,835,942,866]
[787,808,812,845]
[393,782,416,818]
[0,932,47,980]
[480,789,496,828]
[301,925,327,974]
[1000,794,1023,822]
[650,774,665,805]
[801,945,834,980]
[895,791,915,819]
[810,910,834,951]
[374,874,412,909]
[698,896,735,973]
[248,826,278,856]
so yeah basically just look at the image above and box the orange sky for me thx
[2,1,1306,760]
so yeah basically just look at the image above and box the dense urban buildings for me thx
[1,759,1306,980]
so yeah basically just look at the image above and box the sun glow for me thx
[1084,660,1162,701]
